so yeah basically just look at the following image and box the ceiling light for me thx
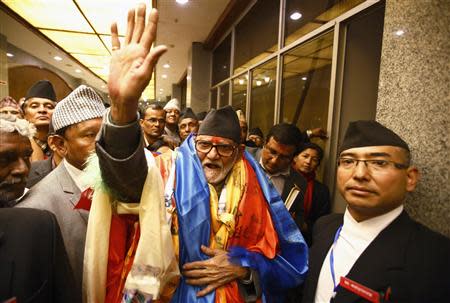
[256,80,262,86]
[54,56,63,61]
[176,0,189,4]
[238,79,244,85]
[101,85,106,88]
[290,12,302,20]
[163,63,170,69]
[159,88,164,91]
[395,29,405,36]
[264,76,270,83]
[187,76,191,80]
[162,74,168,79]
[302,76,307,81]
[75,69,82,73]
[6,53,14,57]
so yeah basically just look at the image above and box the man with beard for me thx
[18,85,105,298]
[83,5,308,303]
[0,115,77,302]
[140,103,171,153]
[22,80,57,161]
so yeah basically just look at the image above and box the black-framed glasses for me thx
[195,140,237,157]
[337,157,408,173]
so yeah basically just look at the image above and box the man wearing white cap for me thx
[17,85,106,298]
[163,98,181,146]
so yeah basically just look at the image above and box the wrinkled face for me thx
[261,137,296,174]
[248,134,263,147]
[178,118,199,141]
[140,108,166,139]
[293,148,320,174]
[337,146,418,221]
[0,132,32,205]
[58,118,102,170]
[0,106,22,118]
[23,98,55,128]
[165,108,180,126]
[196,135,239,185]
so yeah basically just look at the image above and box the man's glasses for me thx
[337,157,408,173]
[195,140,237,157]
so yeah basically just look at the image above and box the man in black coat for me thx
[301,120,450,303]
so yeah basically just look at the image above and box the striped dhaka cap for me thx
[52,85,105,131]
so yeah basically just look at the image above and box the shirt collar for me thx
[63,159,88,191]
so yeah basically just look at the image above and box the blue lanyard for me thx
[329,225,343,292]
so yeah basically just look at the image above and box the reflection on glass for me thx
[280,30,333,137]
[250,58,277,135]
[212,35,231,85]
[233,0,280,75]
[210,88,217,109]
[219,83,230,108]
[232,77,247,112]
[285,0,364,46]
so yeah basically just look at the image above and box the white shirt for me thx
[314,205,404,303]
[63,159,89,192]
[259,157,290,195]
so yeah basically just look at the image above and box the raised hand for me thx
[108,4,167,125]
[182,245,249,297]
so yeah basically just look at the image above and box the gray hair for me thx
[0,114,36,138]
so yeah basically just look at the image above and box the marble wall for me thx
[376,0,450,236]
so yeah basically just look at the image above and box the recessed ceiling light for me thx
[176,0,189,4]
[162,74,167,79]
[256,80,262,86]
[75,69,82,73]
[302,76,307,81]
[238,79,244,85]
[395,29,405,36]
[163,63,170,69]
[6,53,14,57]
[186,76,191,80]
[159,88,164,91]
[290,12,302,20]
[54,56,63,61]
[101,85,106,88]
[264,76,270,83]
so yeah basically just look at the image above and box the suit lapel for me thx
[333,211,413,303]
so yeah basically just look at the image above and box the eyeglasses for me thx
[337,157,408,173]
[195,140,237,157]
[145,118,165,124]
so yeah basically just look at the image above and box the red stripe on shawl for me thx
[220,158,280,302]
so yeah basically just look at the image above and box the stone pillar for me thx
[0,34,9,97]
[187,42,211,113]
[376,0,450,236]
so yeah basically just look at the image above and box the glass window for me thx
[280,30,333,136]
[232,76,247,112]
[234,0,280,75]
[210,88,217,109]
[249,58,277,135]
[285,0,364,46]
[212,35,231,85]
[218,82,230,108]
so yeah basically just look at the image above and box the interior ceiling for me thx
[1,0,230,101]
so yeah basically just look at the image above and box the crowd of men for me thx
[0,4,449,303]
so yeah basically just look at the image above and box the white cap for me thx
[52,85,105,131]
[163,98,180,111]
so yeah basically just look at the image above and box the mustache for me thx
[0,177,26,188]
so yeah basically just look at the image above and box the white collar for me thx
[63,159,88,192]
[342,204,404,242]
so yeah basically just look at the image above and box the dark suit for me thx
[26,157,53,188]
[0,208,78,302]
[301,211,450,303]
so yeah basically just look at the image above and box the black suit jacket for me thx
[0,208,79,302]
[301,211,450,303]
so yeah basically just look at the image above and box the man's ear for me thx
[51,135,68,157]
[406,166,420,192]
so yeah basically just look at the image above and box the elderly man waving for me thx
[85,4,307,303]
